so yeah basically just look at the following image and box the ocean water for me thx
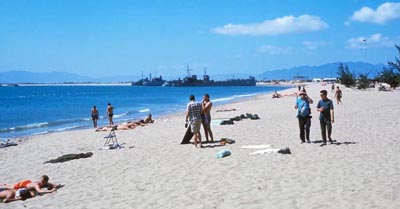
[0,85,288,140]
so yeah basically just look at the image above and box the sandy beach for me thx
[1,83,400,209]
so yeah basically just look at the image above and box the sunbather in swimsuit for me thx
[201,113,211,125]
[13,180,32,190]
[92,112,99,119]
[201,94,214,142]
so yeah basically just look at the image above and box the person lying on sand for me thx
[95,120,147,132]
[280,92,298,97]
[9,175,60,196]
[118,121,146,130]
[0,187,33,203]
[95,125,117,132]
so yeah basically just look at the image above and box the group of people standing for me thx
[90,103,115,128]
[185,94,214,148]
[295,87,338,146]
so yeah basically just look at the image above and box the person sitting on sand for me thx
[0,187,33,203]
[143,114,154,124]
[272,91,281,99]
[11,175,60,195]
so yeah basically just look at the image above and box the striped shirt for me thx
[186,101,202,123]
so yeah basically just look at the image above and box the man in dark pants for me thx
[317,90,335,146]
[295,89,313,143]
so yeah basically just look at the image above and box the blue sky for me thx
[0,0,399,78]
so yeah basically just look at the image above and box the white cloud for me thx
[212,15,328,36]
[257,45,292,55]
[350,2,400,24]
[347,33,396,49]
[302,41,333,50]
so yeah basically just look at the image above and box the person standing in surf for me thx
[91,105,99,128]
[106,103,114,125]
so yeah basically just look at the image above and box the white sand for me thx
[1,84,400,208]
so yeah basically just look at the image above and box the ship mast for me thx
[187,65,191,76]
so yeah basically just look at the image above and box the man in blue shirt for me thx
[295,89,313,143]
[317,90,335,146]
[186,95,203,148]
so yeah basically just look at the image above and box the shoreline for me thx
[2,85,292,142]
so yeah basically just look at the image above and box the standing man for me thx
[91,105,99,128]
[201,94,214,143]
[185,95,203,148]
[107,103,114,125]
[317,90,335,146]
[295,89,313,143]
[335,86,343,104]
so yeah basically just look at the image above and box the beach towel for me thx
[249,147,291,155]
[0,140,17,148]
[241,144,274,149]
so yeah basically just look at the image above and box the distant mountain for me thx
[258,62,385,80]
[0,71,145,83]
[0,71,93,83]
[0,71,257,83]
[0,62,387,83]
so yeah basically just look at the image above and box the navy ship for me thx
[162,66,256,87]
[132,73,165,86]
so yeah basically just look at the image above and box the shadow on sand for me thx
[311,140,357,145]
[185,139,234,148]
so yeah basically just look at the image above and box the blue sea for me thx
[0,85,288,140]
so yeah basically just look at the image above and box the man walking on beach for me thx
[335,86,343,104]
[186,95,203,148]
[317,90,335,146]
[107,103,114,125]
[202,94,214,143]
[295,89,313,143]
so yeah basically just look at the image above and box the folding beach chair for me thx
[104,126,118,146]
